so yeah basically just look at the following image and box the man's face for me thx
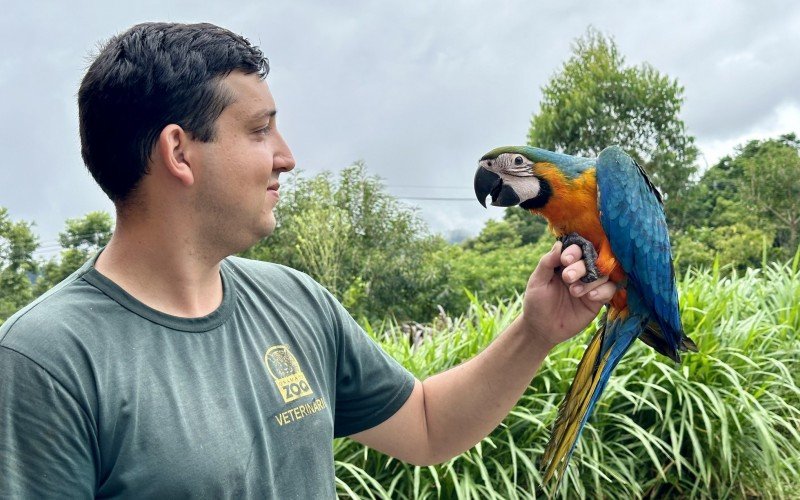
[192,71,295,253]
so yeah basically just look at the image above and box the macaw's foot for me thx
[560,233,600,283]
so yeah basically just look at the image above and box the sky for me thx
[1,0,799,259]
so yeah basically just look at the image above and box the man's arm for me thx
[350,242,618,465]
[0,346,96,497]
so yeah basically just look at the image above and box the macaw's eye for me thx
[487,161,493,167]
[514,156,524,165]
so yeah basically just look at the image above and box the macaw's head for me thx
[473,145,594,210]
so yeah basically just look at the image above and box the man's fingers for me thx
[561,260,587,284]
[531,241,563,286]
[571,278,615,302]
[560,244,583,267]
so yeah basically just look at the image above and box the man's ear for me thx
[156,124,195,187]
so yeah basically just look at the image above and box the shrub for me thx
[335,254,800,499]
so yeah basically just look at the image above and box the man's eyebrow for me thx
[248,108,277,121]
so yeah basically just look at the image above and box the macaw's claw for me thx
[560,233,600,283]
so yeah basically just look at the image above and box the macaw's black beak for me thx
[474,167,521,208]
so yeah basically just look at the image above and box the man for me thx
[0,22,616,497]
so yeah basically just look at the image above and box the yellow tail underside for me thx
[541,321,611,484]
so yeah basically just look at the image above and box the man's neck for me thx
[94,224,226,319]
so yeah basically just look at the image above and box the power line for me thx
[386,185,472,190]
[395,196,476,201]
[385,183,476,201]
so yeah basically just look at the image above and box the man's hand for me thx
[521,241,617,348]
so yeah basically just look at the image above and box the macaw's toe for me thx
[560,233,600,283]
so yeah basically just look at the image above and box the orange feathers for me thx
[528,165,627,311]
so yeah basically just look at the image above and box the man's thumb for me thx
[531,241,563,286]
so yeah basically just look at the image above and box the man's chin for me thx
[262,214,277,237]
[251,215,277,243]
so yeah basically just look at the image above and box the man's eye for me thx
[256,126,271,135]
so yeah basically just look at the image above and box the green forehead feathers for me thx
[479,146,596,179]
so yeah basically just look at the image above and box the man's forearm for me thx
[419,315,555,464]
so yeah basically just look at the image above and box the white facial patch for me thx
[480,153,541,203]
[502,174,541,201]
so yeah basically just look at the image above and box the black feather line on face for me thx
[519,177,552,210]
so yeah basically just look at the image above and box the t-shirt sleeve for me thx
[329,300,416,438]
[0,346,97,498]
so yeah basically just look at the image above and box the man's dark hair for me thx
[78,22,269,203]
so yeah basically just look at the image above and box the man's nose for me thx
[276,152,296,172]
[274,133,296,172]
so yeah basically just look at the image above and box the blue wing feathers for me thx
[596,146,683,353]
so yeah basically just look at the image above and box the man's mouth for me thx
[266,182,280,201]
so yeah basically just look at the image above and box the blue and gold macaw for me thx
[473,145,697,484]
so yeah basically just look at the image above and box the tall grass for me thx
[334,255,800,499]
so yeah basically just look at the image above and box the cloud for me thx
[697,102,800,168]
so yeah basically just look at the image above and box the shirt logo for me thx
[264,345,314,403]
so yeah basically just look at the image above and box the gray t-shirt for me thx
[0,254,415,498]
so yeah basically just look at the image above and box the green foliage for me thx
[673,225,771,272]
[737,134,800,255]
[57,211,114,251]
[461,219,521,253]
[335,255,800,498]
[446,238,553,314]
[243,162,453,323]
[0,207,38,324]
[672,199,777,273]
[669,154,745,230]
[528,27,698,203]
[34,211,113,296]
[671,134,800,270]
[503,208,548,246]
[454,208,553,314]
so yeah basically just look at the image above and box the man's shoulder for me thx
[0,264,109,355]
[224,255,293,275]
[223,256,339,320]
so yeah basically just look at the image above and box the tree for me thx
[672,213,774,272]
[502,207,548,246]
[737,134,800,256]
[243,162,454,322]
[447,227,555,313]
[453,207,553,312]
[668,134,800,270]
[0,207,38,324]
[34,211,114,295]
[56,211,114,251]
[462,219,521,254]
[670,158,771,272]
[527,27,698,205]
[667,153,744,231]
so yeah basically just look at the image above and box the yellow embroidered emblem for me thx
[264,345,314,403]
